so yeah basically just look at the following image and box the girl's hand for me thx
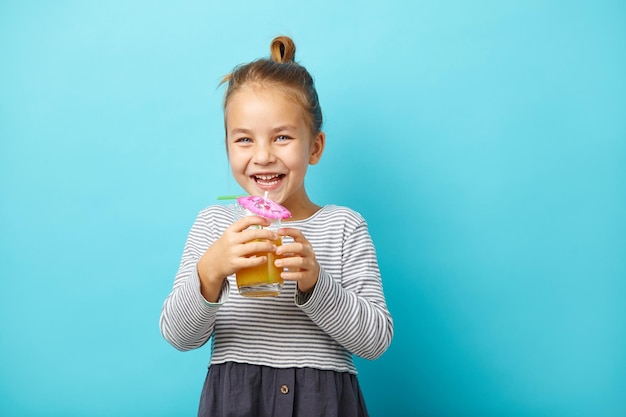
[275,227,320,293]
[197,216,278,301]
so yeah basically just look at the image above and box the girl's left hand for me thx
[275,227,319,293]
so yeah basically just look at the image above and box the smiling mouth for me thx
[253,174,285,186]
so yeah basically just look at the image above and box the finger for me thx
[236,255,269,270]
[275,242,309,256]
[277,227,306,241]
[237,240,277,258]
[275,255,308,271]
[232,216,271,232]
[279,270,306,281]
[240,228,279,244]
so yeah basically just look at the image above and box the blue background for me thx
[1,1,625,416]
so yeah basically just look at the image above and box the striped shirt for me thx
[160,204,393,374]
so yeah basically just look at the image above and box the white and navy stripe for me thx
[160,205,393,374]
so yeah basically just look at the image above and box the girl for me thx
[160,35,393,417]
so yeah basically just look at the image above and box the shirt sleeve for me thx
[295,220,394,360]
[159,210,230,351]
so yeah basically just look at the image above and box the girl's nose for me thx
[252,144,275,164]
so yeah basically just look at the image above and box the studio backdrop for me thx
[1,1,625,416]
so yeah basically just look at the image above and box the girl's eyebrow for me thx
[230,125,298,136]
[229,128,252,136]
[271,125,298,133]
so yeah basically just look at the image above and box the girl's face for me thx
[225,85,325,220]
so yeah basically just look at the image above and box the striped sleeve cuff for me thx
[295,266,332,312]
[193,266,230,308]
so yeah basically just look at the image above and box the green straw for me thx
[216,195,246,201]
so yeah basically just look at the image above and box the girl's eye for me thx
[235,137,252,144]
[276,135,291,142]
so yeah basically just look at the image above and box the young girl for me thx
[160,35,393,417]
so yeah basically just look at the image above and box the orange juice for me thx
[236,238,284,297]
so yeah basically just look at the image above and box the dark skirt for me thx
[198,362,369,417]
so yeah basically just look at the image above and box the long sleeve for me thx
[159,209,230,351]
[296,221,393,360]
[160,204,392,374]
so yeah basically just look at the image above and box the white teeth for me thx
[256,174,279,180]
[254,174,282,186]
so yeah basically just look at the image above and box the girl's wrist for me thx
[197,266,227,303]
[297,273,318,293]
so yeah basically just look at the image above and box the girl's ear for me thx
[309,132,326,165]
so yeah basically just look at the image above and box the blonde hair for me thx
[221,36,323,136]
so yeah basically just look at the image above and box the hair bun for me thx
[270,36,296,63]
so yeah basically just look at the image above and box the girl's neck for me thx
[283,196,321,221]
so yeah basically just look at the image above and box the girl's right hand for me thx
[196,216,278,301]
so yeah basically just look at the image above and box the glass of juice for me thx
[233,202,285,297]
